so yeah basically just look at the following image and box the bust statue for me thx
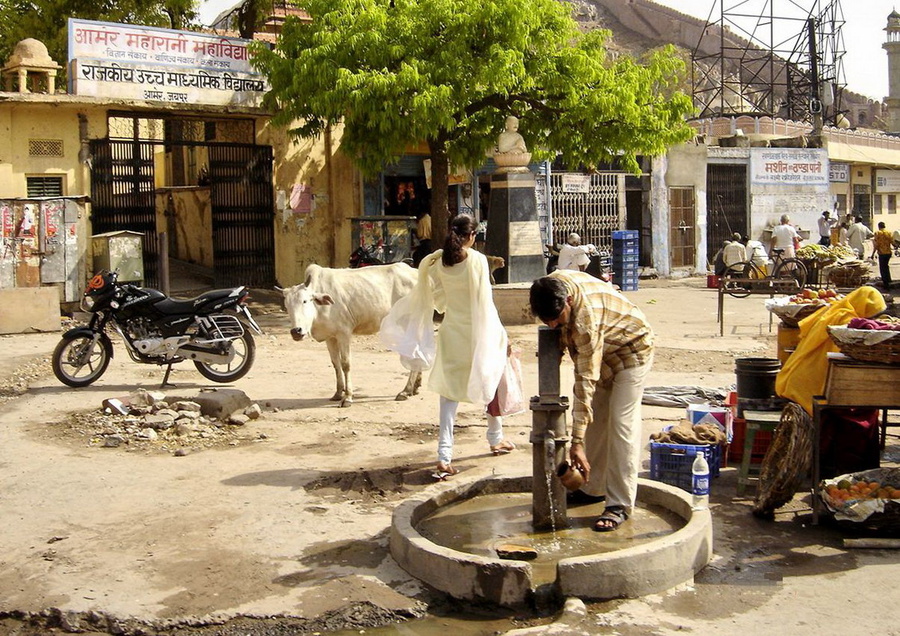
[496,116,528,154]
[493,115,531,173]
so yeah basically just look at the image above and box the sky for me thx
[197,0,896,100]
[653,0,897,100]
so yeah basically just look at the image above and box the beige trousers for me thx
[581,354,654,513]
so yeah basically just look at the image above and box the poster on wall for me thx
[750,148,829,187]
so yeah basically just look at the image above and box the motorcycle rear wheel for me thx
[193,330,256,383]
[52,333,113,387]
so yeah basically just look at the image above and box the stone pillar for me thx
[485,171,545,284]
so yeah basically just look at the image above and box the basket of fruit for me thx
[765,289,841,327]
[828,316,900,364]
[819,468,900,535]
[828,261,869,288]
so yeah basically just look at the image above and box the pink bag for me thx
[487,351,526,417]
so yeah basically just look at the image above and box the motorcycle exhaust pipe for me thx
[177,346,235,365]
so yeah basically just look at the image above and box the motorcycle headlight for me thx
[81,295,95,311]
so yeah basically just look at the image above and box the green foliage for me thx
[0,0,199,80]
[252,0,695,177]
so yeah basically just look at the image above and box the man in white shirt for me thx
[771,214,800,259]
[557,233,597,271]
[846,215,874,259]
[722,233,747,270]
[817,210,836,246]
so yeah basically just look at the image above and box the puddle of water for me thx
[326,613,549,636]
[416,492,685,585]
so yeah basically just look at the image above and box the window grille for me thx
[28,139,63,157]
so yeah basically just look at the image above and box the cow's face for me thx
[282,284,334,341]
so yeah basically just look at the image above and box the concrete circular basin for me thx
[390,476,712,607]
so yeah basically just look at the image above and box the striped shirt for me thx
[548,270,654,439]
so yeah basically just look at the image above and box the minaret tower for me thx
[883,9,900,132]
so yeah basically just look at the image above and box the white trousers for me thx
[438,396,503,465]
[581,354,654,513]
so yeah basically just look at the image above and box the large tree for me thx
[251,0,695,245]
[0,0,198,78]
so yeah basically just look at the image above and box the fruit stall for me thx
[752,285,900,532]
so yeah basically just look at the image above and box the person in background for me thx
[771,214,800,259]
[529,272,654,532]
[412,210,432,267]
[557,233,597,271]
[744,235,769,270]
[722,232,747,271]
[818,210,837,247]
[874,221,893,288]
[846,215,874,259]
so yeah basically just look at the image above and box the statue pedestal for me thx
[485,171,545,284]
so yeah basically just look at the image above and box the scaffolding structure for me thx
[691,0,846,127]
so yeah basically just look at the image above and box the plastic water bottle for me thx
[692,452,710,510]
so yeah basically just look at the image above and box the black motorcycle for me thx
[52,271,262,388]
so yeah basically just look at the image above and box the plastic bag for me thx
[379,263,436,372]
[487,351,526,416]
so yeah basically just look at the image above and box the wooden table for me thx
[811,354,900,523]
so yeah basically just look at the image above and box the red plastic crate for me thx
[728,417,773,464]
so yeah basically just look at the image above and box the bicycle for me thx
[721,248,808,298]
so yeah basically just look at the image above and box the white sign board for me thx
[68,18,267,107]
[829,162,849,183]
[750,148,829,186]
[876,170,900,193]
[561,174,591,194]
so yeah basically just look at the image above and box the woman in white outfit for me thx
[422,215,515,475]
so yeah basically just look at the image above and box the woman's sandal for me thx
[593,506,628,532]
[433,463,459,481]
[490,440,517,455]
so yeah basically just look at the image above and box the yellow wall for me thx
[155,187,213,268]
[259,121,362,285]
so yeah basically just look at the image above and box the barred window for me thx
[28,139,64,157]
[26,176,64,198]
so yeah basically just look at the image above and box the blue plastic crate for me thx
[612,244,639,256]
[612,253,640,265]
[612,230,639,240]
[649,442,721,493]
[614,273,639,285]
[612,254,640,269]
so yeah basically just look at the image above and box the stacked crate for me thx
[611,230,639,291]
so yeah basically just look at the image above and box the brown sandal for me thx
[593,506,628,532]
[490,440,516,455]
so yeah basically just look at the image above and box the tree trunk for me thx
[428,141,450,248]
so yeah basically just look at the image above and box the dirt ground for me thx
[0,277,899,635]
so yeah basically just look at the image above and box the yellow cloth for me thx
[775,286,886,414]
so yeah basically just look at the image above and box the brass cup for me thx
[556,461,585,492]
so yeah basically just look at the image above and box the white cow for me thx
[282,263,422,407]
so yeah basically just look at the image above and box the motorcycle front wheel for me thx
[194,331,256,383]
[52,332,113,387]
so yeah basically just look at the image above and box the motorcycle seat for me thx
[153,288,242,315]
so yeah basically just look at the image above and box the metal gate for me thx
[208,144,275,288]
[706,164,747,263]
[90,139,275,289]
[549,172,623,252]
[89,139,160,287]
